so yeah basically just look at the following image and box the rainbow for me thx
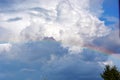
[0,40,120,58]
[84,43,120,59]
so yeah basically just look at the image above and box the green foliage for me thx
[101,65,120,80]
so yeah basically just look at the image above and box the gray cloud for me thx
[0,40,108,80]
[7,17,22,22]
[0,46,106,80]
[93,30,120,53]
[40,54,103,80]
[5,40,68,62]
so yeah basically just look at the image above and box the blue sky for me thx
[100,0,119,26]
[103,0,119,17]
[0,0,119,80]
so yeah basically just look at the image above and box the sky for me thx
[0,0,119,80]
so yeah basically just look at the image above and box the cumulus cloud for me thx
[0,0,110,52]
[0,0,115,80]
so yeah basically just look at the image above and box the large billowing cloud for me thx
[0,0,118,80]
[0,0,110,52]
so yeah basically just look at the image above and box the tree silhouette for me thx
[101,65,120,80]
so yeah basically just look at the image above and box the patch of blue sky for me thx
[0,0,14,8]
[100,0,119,26]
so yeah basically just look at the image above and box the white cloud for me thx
[108,54,120,68]
[0,43,15,60]
[0,43,11,52]
[0,0,110,53]
[98,60,113,67]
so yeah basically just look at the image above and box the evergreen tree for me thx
[101,65,120,80]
